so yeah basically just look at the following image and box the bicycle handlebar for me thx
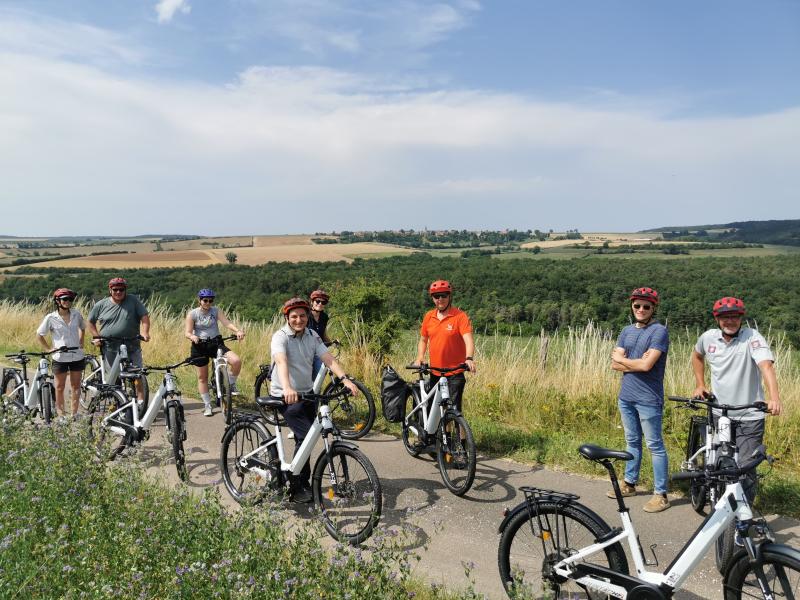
[405,363,468,375]
[671,445,772,482]
[92,335,144,343]
[669,395,768,413]
[124,356,201,375]
[4,346,79,358]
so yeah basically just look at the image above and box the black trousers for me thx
[713,416,765,503]
[428,372,466,413]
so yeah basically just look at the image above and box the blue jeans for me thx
[618,399,669,494]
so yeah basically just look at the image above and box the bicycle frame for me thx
[551,479,755,595]
[103,371,180,440]
[239,402,338,479]
[405,376,450,436]
[86,342,130,386]
[5,358,50,411]
[212,348,229,399]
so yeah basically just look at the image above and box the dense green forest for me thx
[3,254,800,345]
[654,219,800,246]
[312,228,545,248]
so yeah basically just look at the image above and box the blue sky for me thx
[1,1,798,236]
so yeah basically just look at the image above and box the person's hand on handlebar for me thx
[465,358,476,374]
[283,386,299,404]
[342,377,360,397]
[235,330,245,341]
[692,385,709,400]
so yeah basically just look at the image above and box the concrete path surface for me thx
[136,398,800,599]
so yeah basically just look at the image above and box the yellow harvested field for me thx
[521,232,666,249]
[11,241,411,269]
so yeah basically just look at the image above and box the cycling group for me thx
[500,288,793,599]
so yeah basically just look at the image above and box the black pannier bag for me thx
[380,365,410,423]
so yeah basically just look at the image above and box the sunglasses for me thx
[632,303,653,311]
[200,298,215,303]
[432,293,450,299]
[57,297,75,302]
[110,288,126,293]
[313,299,328,305]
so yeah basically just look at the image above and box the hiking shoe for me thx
[607,482,636,499]
[290,482,313,504]
[203,405,213,417]
[643,494,671,513]
[230,382,240,397]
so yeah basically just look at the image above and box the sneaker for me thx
[643,494,671,513]
[607,482,637,499]
[230,382,240,397]
[290,482,313,504]
[203,405,213,417]
[287,431,295,439]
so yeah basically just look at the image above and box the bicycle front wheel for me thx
[220,419,277,504]
[312,444,382,546]
[686,422,708,514]
[436,412,476,496]
[40,382,56,424]
[166,401,187,481]
[724,548,800,600]
[87,388,131,460]
[498,502,629,599]
[217,370,233,425]
[323,378,376,439]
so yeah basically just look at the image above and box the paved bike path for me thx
[142,399,800,599]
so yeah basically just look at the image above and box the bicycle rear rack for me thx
[521,486,580,504]
[520,487,581,555]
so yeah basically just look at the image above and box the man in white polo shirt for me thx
[270,297,359,503]
[692,296,782,502]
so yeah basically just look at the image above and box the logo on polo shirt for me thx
[751,340,762,350]
[708,345,716,354]
[446,324,454,331]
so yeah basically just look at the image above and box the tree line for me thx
[3,253,799,345]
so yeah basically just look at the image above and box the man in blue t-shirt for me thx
[609,287,670,512]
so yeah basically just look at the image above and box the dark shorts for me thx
[428,372,467,413]
[190,337,231,367]
[52,359,86,374]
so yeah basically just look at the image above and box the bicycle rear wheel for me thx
[1,370,24,414]
[220,419,278,504]
[323,378,375,440]
[87,388,131,460]
[312,444,382,546]
[436,412,476,496]
[498,501,629,598]
[686,417,708,514]
[165,401,187,481]
[122,373,149,415]
[79,356,102,410]
[40,382,56,424]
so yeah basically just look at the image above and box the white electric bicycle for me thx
[498,443,798,599]
[220,389,382,546]
[671,394,771,573]
[80,335,149,411]
[1,347,77,423]
[402,363,477,497]
[87,356,197,481]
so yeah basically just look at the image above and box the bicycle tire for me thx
[322,378,375,440]
[220,419,278,504]
[122,373,149,415]
[1,370,25,414]
[41,382,56,424]
[254,369,286,426]
[436,412,477,496]
[312,444,382,546]
[79,356,102,410]
[218,369,233,425]
[724,548,800,600]
[87,388,131,460]
[686,421,708,514]
[716,519,738,575]
[166,401,188,481]
[498,501,629,598]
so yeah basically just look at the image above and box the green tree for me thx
[225,252,237,264]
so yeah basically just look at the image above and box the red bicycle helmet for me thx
[629,287,659,305]
[108,277,128,289]
[53,287,76,301]
[310,289,329,302]
[282,297,311,316]
[429,280,452,295]
[713,297,746,317]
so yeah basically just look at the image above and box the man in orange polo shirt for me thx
[413,280,476,413]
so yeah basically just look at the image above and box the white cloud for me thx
[1,12,798,234]
[155,0,191,24]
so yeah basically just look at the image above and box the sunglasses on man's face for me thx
[313,299,328,305]
[200,298,215,303]
[111,288,126,293]
[432,293,450,299]
[632,303,653,311]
